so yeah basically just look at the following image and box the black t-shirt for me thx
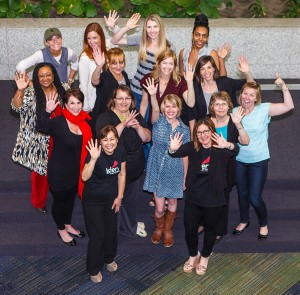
[189,147,224,207]
[82,144,126,204]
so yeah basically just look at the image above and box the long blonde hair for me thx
[150,49,181,86]
[138,14,170,61]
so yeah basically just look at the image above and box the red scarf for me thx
[62,108,92,198]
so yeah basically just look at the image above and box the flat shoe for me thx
[57,231,76,246]
[107,261,118,272]
[233,221,250,235]
[68,230,85,238]
[90,272,102,283]
[258,233,268,240]
[35,207,47,213]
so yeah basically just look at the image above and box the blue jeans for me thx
[236,160,269,227]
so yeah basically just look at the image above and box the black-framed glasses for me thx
[197,130,211,136]
[115,97,132,101]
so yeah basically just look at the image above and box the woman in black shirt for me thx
[169,117,238,275]
[82,125,126,283]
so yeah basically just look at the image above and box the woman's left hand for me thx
[45,92,59,113]
[230,106,245,125]
[104,10,119,30]
[183,63,194,82]
[112,196,122,212]
[274,73,286,89]
[212,132,228,149]
[237,56,250,73]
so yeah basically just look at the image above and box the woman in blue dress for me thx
[143,80,190,247]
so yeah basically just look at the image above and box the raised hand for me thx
[183,63,195,82]
[211,132,228,149]
[93,47,106,67]
[126,13,141,29]
[217,42,232,59]
[238,56,250,73]
[274,73,286,89]
[169,132,184,152]
[45,92,59,113]
[123,110,139,127]
[14,71,30,91]
[230,106,245,125]
[104,10,119,30]
[143,77,158,96]
[86,139,101,160]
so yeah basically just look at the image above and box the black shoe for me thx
[215,236,222,244]
[35,207,47,213]
[57,232,76,246]
[68,230,85,238]
[233,221,250,235]
[258,233,268,240]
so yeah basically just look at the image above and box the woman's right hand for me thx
[93,47,106,67]
[104,10,119,30]
[238,56,250,73]
[126,13,141,29]
[14,71,30,91]
[217,42,232,59]
[123,110,139,127]
[143,77,158,96]
[169,132,184,152]
[86,139,101,160]
[45,92,59,113]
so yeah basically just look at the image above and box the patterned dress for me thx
[143,115,190,198]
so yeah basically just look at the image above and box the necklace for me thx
[113,109,128,122]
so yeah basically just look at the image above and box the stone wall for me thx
[0,18,299,80]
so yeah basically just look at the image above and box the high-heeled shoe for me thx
[90,272,102,283]
[233,221,250,235]
[57,231,76,246]
[68,230,85,238]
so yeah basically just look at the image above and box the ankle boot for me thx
[164,210,177,247]
[151,215,165,244]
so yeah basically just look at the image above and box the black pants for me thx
[83,201,118,276]
[50,186,77,230]
[184,201,223,258]
[215,187,231,236]
[118,177,141,239]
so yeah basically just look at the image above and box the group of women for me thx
[11,10,294,282]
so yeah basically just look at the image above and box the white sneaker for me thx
[136,223,147,237]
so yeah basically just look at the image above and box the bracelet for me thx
[282,87,289,92]
[168,149,177,154]
[227,143,232,149]
[68,78,74,84]
[237,126,244,130]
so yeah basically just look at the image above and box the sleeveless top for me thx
[42,47,68,82]
[182,45,212,71]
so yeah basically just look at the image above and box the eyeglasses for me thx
[115,97,132,101]
[214,102,228,108]
[197,130,211,136]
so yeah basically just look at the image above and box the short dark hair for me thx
[63,89,84,106]
[97,125,119,143]
[107,85,136,110]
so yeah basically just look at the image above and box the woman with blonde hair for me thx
[79,11,120,112]
[140,49,195,127]
[110,13,173,112]
[143,93,189,247]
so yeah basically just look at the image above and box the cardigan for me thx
[170,141,239,203]
[190,76,246,121]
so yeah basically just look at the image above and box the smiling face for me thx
[65,96,83,116]
[100,131,118,155]
[212,99,229,119]
[200,61,215,81]
[240,87,257,112]
[159,57,175,77]
[38,66,54,89]
[196,124,212,148]
[114,89,132,114]
[46,35,62,54]
[192,26,209,49]
[163,100,179,120]
[109,58,125,76]
[87,31,101,49]
[146,19,160,40]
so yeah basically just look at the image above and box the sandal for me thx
[196,265,207,276]
[183,253,200,273]
[107,261,118,272]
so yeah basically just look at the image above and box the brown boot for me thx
[164,210,177,247]
[151,215,164,244]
